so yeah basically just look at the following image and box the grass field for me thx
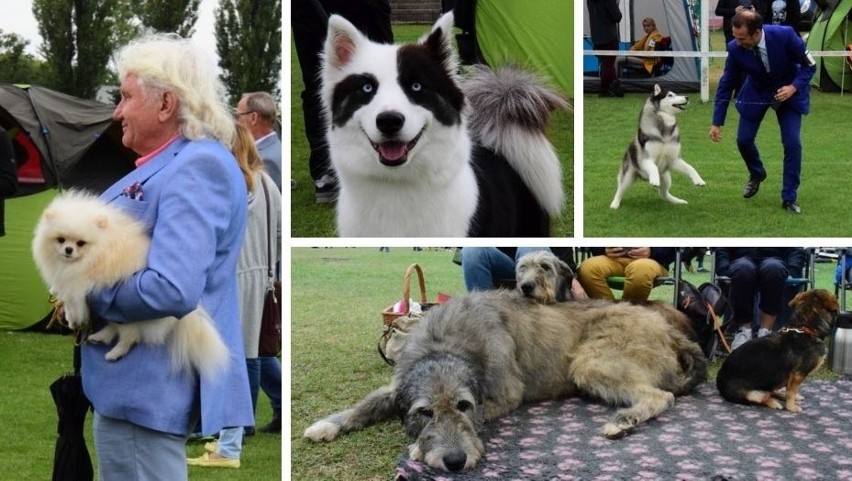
[0,331,282,480]
[583,30,852,237]
[290,24,574,238]
[290,247,849,481]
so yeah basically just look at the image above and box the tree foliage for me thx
[215,0,282,101]
[32,0,134,99]
[0,30,49,85]
[135,0,201,38]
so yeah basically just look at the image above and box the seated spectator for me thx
[460,247,585,298]
[616,17,665,77]
[577,247,676,302]
[715,247,806,350]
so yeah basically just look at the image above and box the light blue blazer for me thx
[83,136,254,436]
[256,133,282,191]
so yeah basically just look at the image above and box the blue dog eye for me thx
[411,82,422,92]
[362,83,373,93]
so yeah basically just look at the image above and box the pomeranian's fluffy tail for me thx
[463,65,569,215]
[171,308,230,378]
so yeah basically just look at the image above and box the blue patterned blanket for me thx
[395,379,852,481]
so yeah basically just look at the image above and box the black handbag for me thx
[677,280,731,357]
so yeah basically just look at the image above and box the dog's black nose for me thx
[521,283,535,297]
[376,111,405,135]
[64,247,74,255]
[443,452,467,472]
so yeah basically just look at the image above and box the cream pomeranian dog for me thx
[32,190,229,377]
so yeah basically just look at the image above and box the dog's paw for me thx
[602,422,633,439]
[785,402,802,413]
[766,398,784,410]
[304,420,341,442]
[609,203,621,209]
[694,179,706,186]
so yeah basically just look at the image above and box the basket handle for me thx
[401,263,428,306]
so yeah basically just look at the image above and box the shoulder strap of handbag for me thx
[259,175,275,288]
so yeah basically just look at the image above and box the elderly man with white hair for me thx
[83,34,254,480]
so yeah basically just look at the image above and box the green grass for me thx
[290,248,850,480]
[0,331,282,480]
[290,25,573,237]
[583,30,852,237]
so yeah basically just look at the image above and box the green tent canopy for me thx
[806,0,852,92]
[0,85,136,330]
[451,0,572,97]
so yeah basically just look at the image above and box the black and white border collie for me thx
[321,12,567,237]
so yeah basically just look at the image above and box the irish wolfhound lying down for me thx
[303,290,707,472]
[514,250,574,303]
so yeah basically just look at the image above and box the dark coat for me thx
[586,0,622,45]
[0,127,18,237]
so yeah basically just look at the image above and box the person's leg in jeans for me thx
[755,257,788,335]
[461,248,516,291]
[728,256,758,349]
[259,356,282,432]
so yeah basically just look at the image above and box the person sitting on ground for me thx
[715,247,806,350]
[616,17,665,77]
[577,247,677,302]
[460,247,586,299]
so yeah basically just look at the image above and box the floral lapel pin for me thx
[121,181,144,200]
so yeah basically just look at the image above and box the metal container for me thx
[830,312,852,374]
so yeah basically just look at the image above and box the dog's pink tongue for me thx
[378,142,407,162]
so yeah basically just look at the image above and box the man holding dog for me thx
[709,9,815,214]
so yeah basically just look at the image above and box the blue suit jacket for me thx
[257,133,282,191]
[83,136,254,436]
[712,25,815,126]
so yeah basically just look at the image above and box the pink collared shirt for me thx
[134,134,181,168]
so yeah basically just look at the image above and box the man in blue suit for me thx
[709,9,815,214]
[85,34,254,480]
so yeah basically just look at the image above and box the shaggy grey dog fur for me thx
[304,290,707,472]
[514,250,574,303]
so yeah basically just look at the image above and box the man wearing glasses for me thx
[235,92,282,191]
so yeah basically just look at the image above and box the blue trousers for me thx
[736,103,802,202]
[728,256,788,327]
[461,247,550,291]
[94,412,188,481]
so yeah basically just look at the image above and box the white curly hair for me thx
[115,33,235,146]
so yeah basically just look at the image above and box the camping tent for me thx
[449,0,572,97]
[806,0,852,91]
[583,0,701,93]
[0,85,136,330]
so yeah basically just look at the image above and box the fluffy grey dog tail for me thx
[463,65,569,215]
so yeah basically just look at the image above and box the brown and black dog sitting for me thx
[716,289,838,412]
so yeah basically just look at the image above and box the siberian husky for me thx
[609,84,705,209]
[321,12,567,237]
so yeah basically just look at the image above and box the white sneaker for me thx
[731,327,753,350]
[756,327,772,338]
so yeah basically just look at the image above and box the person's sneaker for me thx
[187,452,240,468]
[756,327,773,338]
[782,200,801,214]
[743,172,766,198]
[697,266,708,273]
[315,174,337,203]
[730,326,753,350]
[204,441,218,453]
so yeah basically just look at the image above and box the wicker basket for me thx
[381,263,438,327]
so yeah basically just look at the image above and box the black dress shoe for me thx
[259,413,281,433]
[782,200,801,214]
[742,173,766,198]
